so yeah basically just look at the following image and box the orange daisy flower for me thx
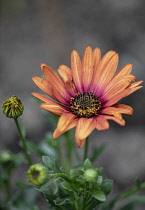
[32,46,143,147]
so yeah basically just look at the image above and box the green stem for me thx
[83,137,89,162]
[117,182,145,201]
[111,181,145,209]
[82,184,89,210]
[14,118,32,166]
[64,131,73,172]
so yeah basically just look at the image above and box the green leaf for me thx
[39,180,57,203]
[91,189,106,202]
[83,159,92,170]
[42,156,61,173]
[61,181,80,193]
[101,179,113,195]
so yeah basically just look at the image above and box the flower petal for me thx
[71,50,83,92]
[102,74,136,101]
[54,113,76,132]
[58,65,72,82]
[32,76,56,99]
[53,115,78,138]
[92,50,116,91]
[114,63,133,78]
[82,46,93,91]
[113,104,133,115]
[100,107,123,120]
[96,53,119,93]
[41,63,70,103]
[95,115,109,130]
[104,85,143,108]
[40,103,67,116]
[93,47,101,72]
[75,118,96,145]
[105,115,125,126]
[31,92,55,103]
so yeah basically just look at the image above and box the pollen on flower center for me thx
[70,92,101,118]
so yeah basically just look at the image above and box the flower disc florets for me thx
[70,92,101,118]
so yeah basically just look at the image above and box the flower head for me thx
[2,95,24,119]
[32,46,143,147]
[27,164,48,186]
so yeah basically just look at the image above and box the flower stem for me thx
[111,181,145,209]
[117,182,145,201]
[83,137,89,162]
[14,118,32,166]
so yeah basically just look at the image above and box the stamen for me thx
[70,92,101,118]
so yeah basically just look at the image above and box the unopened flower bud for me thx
[27,164,48,186]
[83,168,98,183]
[2,96,24,119]
[0,151,13,163]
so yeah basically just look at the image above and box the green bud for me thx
[0,151,12,163]
[27,164,49,186]
[2,95,24,119]
[83,168,98,183]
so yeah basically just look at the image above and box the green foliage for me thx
[36,156,113,209]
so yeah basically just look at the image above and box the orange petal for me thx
[53,117,78,138]
[96,53,119,92]
[114,64,133,78]
[105,115,125,126]
[102,74,136,100]
[40,103,66,116]
[95,115,109,130]
[65,81,77,96]
[32,76,55,99]
[75,118,96,144]
[113,104,133,115]
[31,92,55,103]
[55,113,76,132]
[41,63,70,99]
[58,65,72,82]
[104,88,132,107]
[127,80,143,88]
[93,47,101,72]
[75,138,86,148]
[92,51,116,90]
[71,50,83,92]
[101,107,123,120]
[82,46,93,91]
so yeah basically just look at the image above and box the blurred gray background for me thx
[1,0,145,209]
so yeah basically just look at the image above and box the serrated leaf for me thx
[42,156,61,173]
[101,179,113,195]
[91,189,106,202]
[83,159,92,170]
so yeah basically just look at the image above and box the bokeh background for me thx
[1,0,145,209]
